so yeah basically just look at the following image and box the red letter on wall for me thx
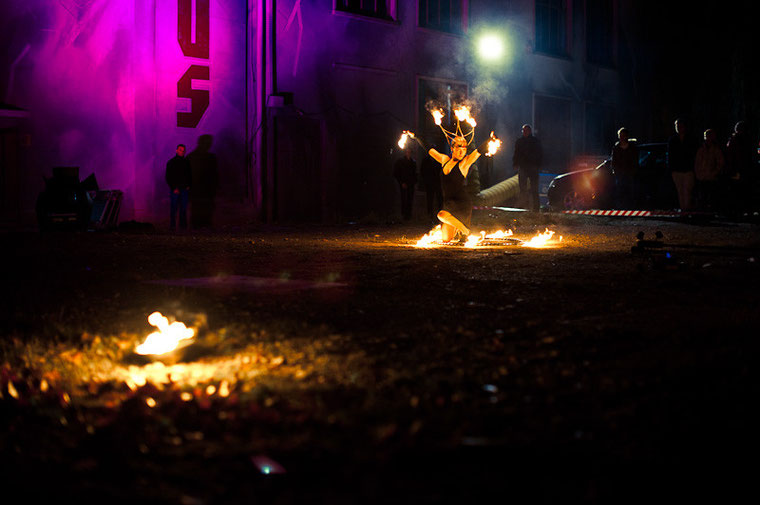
[178,0,209,59]
[177,65,210,128]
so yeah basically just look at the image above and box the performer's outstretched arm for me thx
[408,132,448,164]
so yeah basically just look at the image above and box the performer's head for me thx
[451,136,468,161]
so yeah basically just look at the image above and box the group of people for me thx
[666,119,756,213]
[612,119,758,213]
[165,135,219,231]
[393,123,543,230]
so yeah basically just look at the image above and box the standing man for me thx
[667,119,698,211]
[393,148,417,221]
[512,124,543,211]
[611,127,639,209]
[166,144,192,231]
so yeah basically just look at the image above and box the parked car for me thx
[547,143,678,210]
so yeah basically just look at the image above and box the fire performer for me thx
[403,124,499,242]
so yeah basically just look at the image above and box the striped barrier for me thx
[562,209,683,217]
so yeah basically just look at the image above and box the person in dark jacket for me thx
[667,119,699,211]
[611,127,639,209]
[165,144,192,231]
[512,124,543,211]
[394,148,418,221]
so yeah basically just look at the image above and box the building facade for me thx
[0,0,633,227]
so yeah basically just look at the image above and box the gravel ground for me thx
[2,211,759,503]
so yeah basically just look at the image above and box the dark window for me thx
[534,95,572,172]
[585,103,616,154]
[335,0,395,21]
[586,0,614,66]
[419,0,466,35]
[535,0,567,56]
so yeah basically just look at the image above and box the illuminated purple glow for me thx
[2,0,245,223]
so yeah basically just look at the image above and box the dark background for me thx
[633,1,760,143]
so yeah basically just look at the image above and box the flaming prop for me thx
[486,135,502,156]
[431,108,444,126]
[414,227,562,249]
[135,311,195,356]
[433,104,476,146]
[398,131,410,149]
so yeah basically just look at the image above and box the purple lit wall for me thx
[1,0,247,224]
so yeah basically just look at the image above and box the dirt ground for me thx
[2,211,760,503]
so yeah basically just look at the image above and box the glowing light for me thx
[135,311,195,356]
[478,34,505,61]
[146,397,156,408]
[8,381,19,399]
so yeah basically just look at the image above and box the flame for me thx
[414,224,444,248]
[464,234,481,248]
[453,105,472,123]
[486,137,502,156]
[414,226,517,248]
[135,311,195,356]
[522,228,558,248]
[484,229,513,239]
[431,109,444,126]
[398,132,409,149]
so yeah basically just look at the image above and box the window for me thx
[535,0,568,56]
[335,0,396,21]
[534,95,572,172]
[584,103,616,154]
[586,0,614,66]
[418,0,467,35]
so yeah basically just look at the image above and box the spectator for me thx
[165,144,192,231]
[611,127,639,209]
[694,129,725,212]
[667,119,699,211]
[512,124,543,211]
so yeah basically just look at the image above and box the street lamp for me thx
[477,33,506,62]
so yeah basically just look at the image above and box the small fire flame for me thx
[431,109,444,126]
[135,311,195,356]
[522,228,561,248]
[414,227,565,249]
[414,224,444,248]
[414,227,517,248]
[398,132,409,149]
[454,105,476,128]
[486,134,502,156]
